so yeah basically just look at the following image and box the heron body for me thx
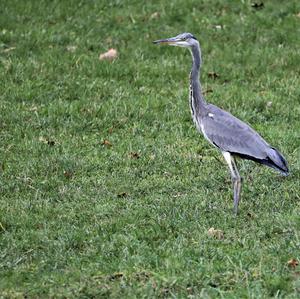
[153,32,289,214]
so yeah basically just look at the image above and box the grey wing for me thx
[202,104,269,159]
[201,104,289,175]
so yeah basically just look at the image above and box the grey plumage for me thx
[153,32,289,213]
[203,104,289,175]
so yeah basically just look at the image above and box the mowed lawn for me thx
[1,0,300,298]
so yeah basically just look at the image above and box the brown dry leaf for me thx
[102,139,112,147]
[99,48,118,61]
[208,72,220,79]
[208,227,224,239]
[297,12,300,18]
[287,258,299,268]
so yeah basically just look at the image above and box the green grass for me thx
[1,0,300,297]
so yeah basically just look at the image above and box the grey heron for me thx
[153,32,289,214]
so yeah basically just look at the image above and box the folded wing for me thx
[202,104,289,175]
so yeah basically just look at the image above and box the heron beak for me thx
[153,37,178,45]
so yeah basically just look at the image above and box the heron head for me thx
[153,32,198,48]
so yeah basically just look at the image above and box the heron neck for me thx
[189,45,206,116]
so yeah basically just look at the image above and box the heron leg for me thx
[231,157,242,214]
[222,152,242,214]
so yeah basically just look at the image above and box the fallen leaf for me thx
[287,258,299,268]
[208,227,224,239]
[208,72,220,79]
[296,12,300,18]
[251,2,264,9]
[130,152,140,159]
[99,48,117,61]
[102,139,112,147]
